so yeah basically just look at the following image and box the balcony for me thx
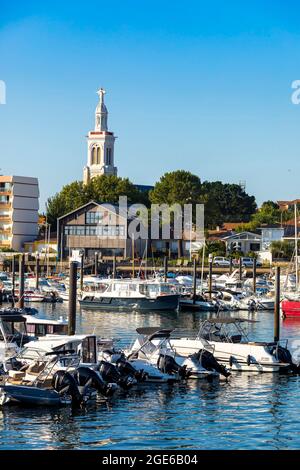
[0,202,11,210]
[0,239,11,248]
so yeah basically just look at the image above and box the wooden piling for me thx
[94,252,98,276]
[193,258,197,304]
[113,255,116,279]
[80,253,84,291]
[68,261,77,336]
[208,260,213,299]
[274,266,280,342]
[12,255,16,304]
[17,254,25,309]
[164,256,168,283]
[253,258,257,293]
[35,254,39,290]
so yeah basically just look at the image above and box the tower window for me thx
[97,147,101,165]
[91,147,96,165]
[106,148,112,165]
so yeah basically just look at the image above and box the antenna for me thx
[239,180,246,191]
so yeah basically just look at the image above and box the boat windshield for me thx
[197,319,251,343]
[1,319,27,340]
[139,283,173,297]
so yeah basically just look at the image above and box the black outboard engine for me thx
[157,354,189,379]
[191,350,231,378]
[275,345,300,374]
[75,366,117,397]
[98,361,136,390]
[52,370,82,407]
[116,355,147,382]
[248,299,257,312]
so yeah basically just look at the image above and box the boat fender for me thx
[229,356,234,367]
[247,355,251,366]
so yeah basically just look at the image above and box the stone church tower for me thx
[83,88,117,184]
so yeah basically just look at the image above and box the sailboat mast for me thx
[295,203,298,288]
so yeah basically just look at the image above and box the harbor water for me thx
[1,304,300,450]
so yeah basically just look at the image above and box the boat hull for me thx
[282,300,300,318]
[79,294,180,311]
[169,339,288,373]
[0,384,71,406]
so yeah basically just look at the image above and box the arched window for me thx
[91,147,96,165]
[97,147,101,165]
[106,148,112,165]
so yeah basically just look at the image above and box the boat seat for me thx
[8,370,26,380]
[27,362,46,375]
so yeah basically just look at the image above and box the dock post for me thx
[193,258,197,304]
[164,256,168,282]
[94,251,98,276]
[17,254,25,309]
[229,257,233,275]
[80,253,84,291]
[239,257,243,281]
[208,259,213,299]
[68,261,77,336]
[35,254,39,290]
[113,255,116,279]
[274,266,280,342]
[12,255,16,305]
[253,258,257,293]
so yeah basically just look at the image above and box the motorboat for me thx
[79,278,180,311]
[169,318,294,373]
[24,315,68,337]
[125,328,229,380]
[179,294,217,311]
[0,351,111,407]
[0,310,33,363]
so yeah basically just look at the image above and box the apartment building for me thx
[0,175,39,251]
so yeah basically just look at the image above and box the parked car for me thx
[212,256,231,267]
[233,257,262,268]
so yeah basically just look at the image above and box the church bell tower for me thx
[83,88,117,184]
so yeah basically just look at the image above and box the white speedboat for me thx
[169,318,293,373]
[125,328,229,380]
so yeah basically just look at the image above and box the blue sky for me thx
[1,1,300,210]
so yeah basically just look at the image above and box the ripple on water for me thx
[1,304,300,449]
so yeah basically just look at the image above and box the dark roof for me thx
[134,184,154,193]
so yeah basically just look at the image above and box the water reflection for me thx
[1,304,300,449]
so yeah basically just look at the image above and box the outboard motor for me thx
[116,356,147,382]
[98,361,136,390]
[191,350,231,378]
[275,345,300,374]
[52,370,82,407]
[248,299,257,312]
[75,366,117,397]
[157,354,189,379]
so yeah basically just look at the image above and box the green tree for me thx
[200,181,257,226]
[270,240,294,260]
[149,170,202,206]
[46,175,144,227]
[237,200,281,232]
